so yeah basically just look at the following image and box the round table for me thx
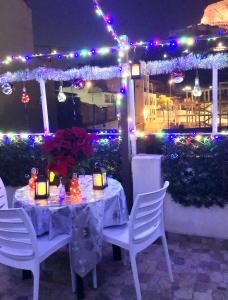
[14,175,128,277]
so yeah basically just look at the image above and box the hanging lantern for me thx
[29,168,38,190]
[21,87,30,103]
[2,83,12,95]
[49,171,56,186]
[171,70,184,84]
[92,163,108,190]
[35,174,49,200]
[72,78,85,90]
[58,85,67,102]
[192,72,202,97]
[131,63,141,79]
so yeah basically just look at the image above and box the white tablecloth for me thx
[14,176,128,277]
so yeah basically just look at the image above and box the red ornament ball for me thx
[21,92,30,103]
[72,78,85,90]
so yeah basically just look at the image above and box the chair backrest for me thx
[0,178,8,209]
[129,181,169,245]
[0,208,38,261]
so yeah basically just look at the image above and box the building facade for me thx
[134,76,228,133]
[0,0,33,57]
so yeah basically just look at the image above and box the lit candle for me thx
[37,182,47,196]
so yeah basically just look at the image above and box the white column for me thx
[128,78,137,156]
[212,67,218,134]
[38,78,50,134]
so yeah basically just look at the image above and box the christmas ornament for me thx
[70,173,81,199]
[192,72,202,97]
[21,87,30,103]
[2,83,12,95]
[29,168,38,190]
[58,85,67,102]
[72,78,85,90]
[171,70,184,84]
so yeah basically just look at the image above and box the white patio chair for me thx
[0,208,70,300]
[103,181,173,300]
[0,177,8,209]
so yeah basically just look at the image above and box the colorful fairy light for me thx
[153,132,228,145]
[0,45,118,67]
[0,33,226,68]
[130,33,228,49]
[0,131,122,146]
[92,0,121,45]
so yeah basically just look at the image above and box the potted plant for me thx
[41,127,94,191]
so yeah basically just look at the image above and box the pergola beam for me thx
[38,78,50,134]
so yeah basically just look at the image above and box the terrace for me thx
[0,1,228,300]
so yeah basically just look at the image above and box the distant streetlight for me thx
[168,79,173,86]
[182,86,192,92]
[86,81,92,89]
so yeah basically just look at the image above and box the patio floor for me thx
[1,233,228,300]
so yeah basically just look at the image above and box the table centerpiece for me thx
[41,127,94,192]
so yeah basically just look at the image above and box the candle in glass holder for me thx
[35,175,49,200]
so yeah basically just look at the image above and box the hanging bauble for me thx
[192,74,202,97]
[21,87,30,103]
[171,70,184,84]
[72,78,85,90]
[2,83,12,95]
[58,85,67,102]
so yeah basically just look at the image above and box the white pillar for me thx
[38,78,50,134]
[212,67,218,134]
[128,78,137,156]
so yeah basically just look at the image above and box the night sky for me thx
[27,0,219,51]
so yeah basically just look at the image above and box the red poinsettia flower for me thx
[42,127,94,177]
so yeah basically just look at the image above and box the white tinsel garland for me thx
[0,65,127,84]
[0,54,227,84]
[141,53,228,75]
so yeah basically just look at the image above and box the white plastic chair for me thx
[103,181,173,300]
[0,177,8,209]
[0,208,70,300]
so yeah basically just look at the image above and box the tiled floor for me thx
[1,233,228,300]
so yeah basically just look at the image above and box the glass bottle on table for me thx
[58,177,66,203]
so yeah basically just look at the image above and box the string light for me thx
[0,45,118,66]
[0,32,226,67]
[0,131,122,145]
[130,33,228,49]
[92,0,121,45]
[153,132,225,145]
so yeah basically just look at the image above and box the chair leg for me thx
[32,267,40,300]
[129,253,142,300]
[161,234,174,282]
[92,268,97,289]
[70,268,76,293]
